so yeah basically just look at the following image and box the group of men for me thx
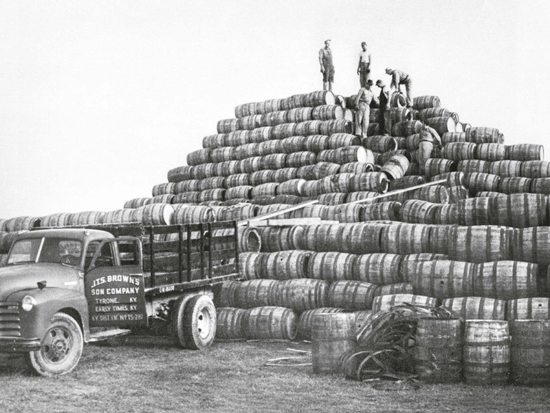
[318,39,440,171]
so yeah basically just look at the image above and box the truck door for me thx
[84,238,147,328]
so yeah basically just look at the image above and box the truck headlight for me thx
[21,296,36,311]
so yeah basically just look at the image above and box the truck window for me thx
[39,238,82,265]
[86,241,114,269]
[118,240,140,266]
[6,239,42,264]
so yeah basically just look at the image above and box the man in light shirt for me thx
[319,39,334,91]
[418,124,443,173]
[357,42,371,88]
[386,68,413,108]
[354,80,375,138]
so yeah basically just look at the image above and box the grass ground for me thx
[0,337,548,413]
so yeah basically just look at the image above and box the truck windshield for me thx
[7,238,83,266]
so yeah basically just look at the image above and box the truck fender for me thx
[7,288,90,343]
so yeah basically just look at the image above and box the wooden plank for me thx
[247,218,323,227]
[237,200,319,226]
[347,179,448,205]
[145,272,240,297]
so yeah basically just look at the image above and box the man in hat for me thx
[357,42,371,88]
[354,79,375,138]
[386,68,413,108]
[375,79,391,135]
[418,124,443,173]
[319,39,334,91]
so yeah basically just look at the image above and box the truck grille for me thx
[0,302,21,337]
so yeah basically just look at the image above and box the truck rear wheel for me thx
[171,294,216,350]
[25,312,83,377]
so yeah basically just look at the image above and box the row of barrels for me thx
[187,145,373,168]
[212,119,353,146]
[254,222,550,266]
[435,142,542,162]
[239,250,544,300]
[225,105,353,132]
[233,90,336,119]
[424,158,550,180]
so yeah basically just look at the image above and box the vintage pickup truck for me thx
[0,221,240,376]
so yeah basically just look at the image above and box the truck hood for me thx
[0,263,81,301]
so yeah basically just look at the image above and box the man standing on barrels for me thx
[319,39,334,92]
[386,68,413,108]
[418,124,443,172]
[354,79,375,138]
[375,79,391,135]
[357,42,371,88]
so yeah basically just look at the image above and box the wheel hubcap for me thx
[196,308,212,339]
[42,327,71,362]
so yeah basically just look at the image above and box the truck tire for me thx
[24,312,83,377]
[172,294,216,350]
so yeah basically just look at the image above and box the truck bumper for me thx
[0,337,41,352]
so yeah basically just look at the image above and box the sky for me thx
[1,0,550,219]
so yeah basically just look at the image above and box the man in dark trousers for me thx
[357,42,371,88]
[354,79,375,138]
[375,79,391,135]
[418,124,443,173]
[386,67,413,108]
[319,39,334,91]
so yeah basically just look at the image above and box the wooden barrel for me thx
[152,182,176,196]
[457,160,490,175]
[268,123,294,140]
[198,177,226,191]
[238,252,268,280]
[243,306,297,340]
[418,107,450,121]
[280,136,307,153]
[426,224,453,254]
[521,160,550,178]
[238,157,263,174]
[328,133,360,148]
[257,226,304,252]
[217,119,238,134]
[286,151,317,168]
[475,191,506,198]
[362,136,398,152]
[448,225,512,263]
[425,116,456,135]
[311,162,339,179]
[133,204,171,225]
[399,253,449,282]
[317,193,347,206]
[413,318,463,383]
[457,197,493,225]
[290,205,328,219]
[380,223,432,255]
[173,179,201,193]
[401,200,438,224]
[235,280,279,308]
[464,172,500,196]
[509,320,550,384]
[312,312,355,374]
[273,167,299,182]
[361,201,402,221]
[296,224,343,252]
[225,186,253,200]
[475,261,538,300]
[219,161,242,177]
[389,175,426,191]
[333,146,373,164]
[530,178,550,195]
[405,133,421,151]
[235,227,262,253]
[507,298,550,320]
[467,127,501,144]
[275,279,330,312]
[489,160,522,177]
[249,170,276,186]
[186,148,212,166]
[172,192,201,204]
[434,204,459,225]
[216,308,247,340]
[424,159,457,177]
[41,212,70,227]
[308,252,357,282]
[513,227,550,265]
[442,132,467,145]
[303,135,329,152]
[388,107,412,124]
[216,280,241,307]
[409,260,476,300]
[498,177,532,194]
[391,120,423,137]
[441,297,506,320]
[199,189,226,203]
[202,133,227,149]
[345,191,378,204]
[318,119,353,136]
[463,320,510,385]
[305,90,336,107]
[339,162,374,174]
[442,142,477,161]
[172,205,215,224]
[251,183,279,198]
[262,153,288,170]
[263,250,313,280]
[390,92,406,108]
[381,154,410,180]
[167,165,195,182]
[371,293,438,313]
[328,280,378,310]
[286,107,313,123]
[297,308,345,340]
[275,179,305,197]
[337,223,391,255]
[350,172,389,193]
[352,253,403,285]
[507,144,544,161]
[413,95,441,110]
[476,143,507,161]
[492,193,547,228]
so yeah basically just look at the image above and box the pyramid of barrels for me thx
[1,87,550,385]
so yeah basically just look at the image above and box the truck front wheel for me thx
[172,294,216,350]
[25,312,83,377]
